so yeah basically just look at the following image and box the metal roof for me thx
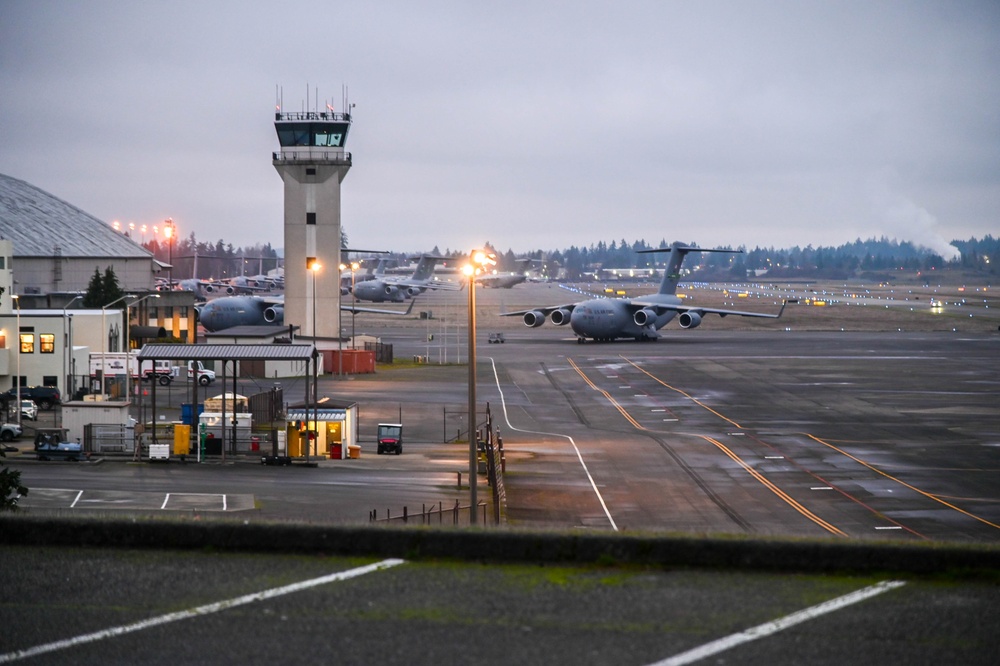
[137,343,316,361]
[286,409,349,421]
[0,173,153,259]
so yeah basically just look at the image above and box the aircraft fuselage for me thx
[569,296,679,341]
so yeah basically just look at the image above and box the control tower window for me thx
[314,131,343,147]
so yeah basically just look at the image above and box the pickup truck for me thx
[34,428,84,461]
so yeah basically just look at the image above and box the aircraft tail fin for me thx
[409,255,446,282]
[638,242,742,296]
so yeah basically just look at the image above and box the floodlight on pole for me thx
[164,218,175,288]
[463,249,496,524]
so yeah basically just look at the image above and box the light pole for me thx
[307,258,321,460]
[141,224,147,246]
[12,295,21,426]
[164,218,175,287]
[463,249,496,524]
[351,261,359,349]
[61,294,83,400]
[124,294,160,409]
[338,263,346,378]
[101,294,133,397]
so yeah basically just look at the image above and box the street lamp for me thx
[61,294,83,401]
[307,258,321,341]
[124,294,160,409]
[163,218,175,287]
[338,263,347,377]
[307,257,321,459]
[350,261,359,349]
[101,294,133,397]
[141,224,147,246]
[463,249,496,524]
[12,295,20,426]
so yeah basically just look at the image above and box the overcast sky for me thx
[2,1,997,260]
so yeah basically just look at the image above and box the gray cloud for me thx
[2,1,997,256]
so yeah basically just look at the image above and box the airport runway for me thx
[473,329,1000,541]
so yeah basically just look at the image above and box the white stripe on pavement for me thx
[0,558,405,663]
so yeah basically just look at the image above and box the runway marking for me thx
[702,436,847,537]
[621,356,743,429]
[648,580,906,666]
[560,359,846,537]
[0,559,405,664]
[568,358,646,431]
[805,434,1000,531]
[489,358,619,531]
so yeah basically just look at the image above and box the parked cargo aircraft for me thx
[501,242,785,342]
[352,254,460,303]
[196,294,414,332]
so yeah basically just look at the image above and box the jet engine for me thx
[263,305,284,324]
[549,308,572,326]
[522,310,546,327]
[633,308,658,327]
[405,286,425,297]
[678,311,702,329]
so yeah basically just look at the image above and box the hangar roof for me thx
[0,172,152,259]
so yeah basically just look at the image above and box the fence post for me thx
[403,506,408,523]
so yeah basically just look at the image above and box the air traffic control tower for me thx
[273,109,352,340]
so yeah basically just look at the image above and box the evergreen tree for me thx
[83,267,105,307]
[102,266,125,306]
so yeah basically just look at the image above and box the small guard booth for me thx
[286,400,358,459]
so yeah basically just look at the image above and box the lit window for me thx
[19,333,34,353]
[40,334,55,353]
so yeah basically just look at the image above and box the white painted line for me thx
[489,357,619,531]
[161,494,170,510]
[662,419,678,422]
[875,526,903,530]
[811,487,834,491]
[222,494,228,511]
[764,456,784,459]
[69,490,83,509]
[0,559,405,664]
[647,580,906,666]
[651,409,667,412]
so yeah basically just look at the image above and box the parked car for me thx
[21,400,38,421]
[1,422,23,442]
[2,386,62,410]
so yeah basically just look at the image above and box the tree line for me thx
[485,235,998,281]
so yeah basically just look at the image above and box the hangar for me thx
[0,172,161,295]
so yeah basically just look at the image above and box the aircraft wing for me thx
[391,278,463,291]
[628,299,787,319]
[500,303,580,317]
[341,298,418,316]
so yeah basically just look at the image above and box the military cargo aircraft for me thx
[501,242,785,342]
